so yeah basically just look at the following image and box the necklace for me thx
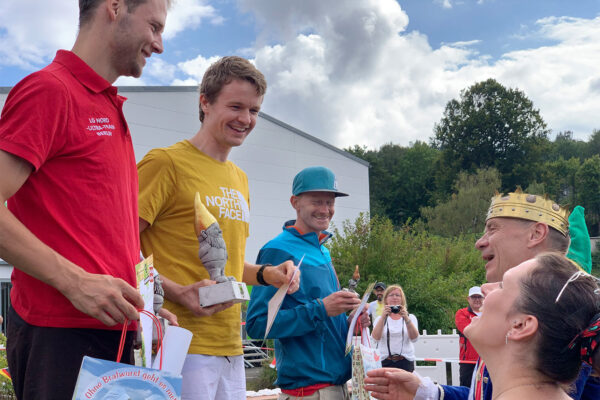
[494,382,556,399]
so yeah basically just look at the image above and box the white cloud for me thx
[225,0,477,148]
[163,0,224,39]
[0,0,77,69]
[442,39,482,48]
[146,58,178,82]
[115,75,149,86]
[172,77,200,86]
[177,54,223,82]
[435,0,453,9]
[181,1,598,149]
[5,0,599,149]
[0,0,221,70]
[233,0,427,148]
[488,16,600,139]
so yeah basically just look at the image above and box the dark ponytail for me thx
[515,253,600,383]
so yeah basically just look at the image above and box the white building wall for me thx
[0,86,369,270]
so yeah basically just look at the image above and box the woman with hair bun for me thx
[366,252,600,399]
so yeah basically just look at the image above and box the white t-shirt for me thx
[373,314,419,360]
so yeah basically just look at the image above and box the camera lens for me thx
[391,306,400,314]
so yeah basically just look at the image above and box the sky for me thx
[1,0,600,150]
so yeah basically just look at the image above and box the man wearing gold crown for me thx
[365,189,600,400]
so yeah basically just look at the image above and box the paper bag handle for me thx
[117,309,164,370]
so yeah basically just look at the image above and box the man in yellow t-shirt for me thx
[138,56,299,400]
[368,282,386,324]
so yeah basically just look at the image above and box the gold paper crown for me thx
[486,188,570,236]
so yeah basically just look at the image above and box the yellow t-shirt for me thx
[138,140,250,356]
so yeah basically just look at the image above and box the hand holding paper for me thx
[264,255,303,339]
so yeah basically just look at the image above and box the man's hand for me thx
[61,271,144,326]
[158,307,179,326]
[173,279,234,317]
[348,308,371,332]
[322,290,361,317]
[262,260,300,294]
[365,368,421,400]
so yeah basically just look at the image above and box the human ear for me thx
[528,223,549,248]
[508,315,538,341]
[199,94,210,113]
[107,0,123,21]
[290,195,299,210]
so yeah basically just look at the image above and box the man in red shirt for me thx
[0,0,170,398]
[455,286,483,387]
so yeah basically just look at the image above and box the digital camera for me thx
[390,305,401,314]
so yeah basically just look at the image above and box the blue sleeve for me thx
[570,363,592,400]
[440,385,469,400]
[246,247,330,340]
[580,373,600,400]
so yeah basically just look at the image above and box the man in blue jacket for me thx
[246,166,365,399]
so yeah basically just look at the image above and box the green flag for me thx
[566,205,592,273]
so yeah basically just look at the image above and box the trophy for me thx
[194,192,250,307]
[347,265,360,293]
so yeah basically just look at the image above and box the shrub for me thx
[246,357,278,391]
[0,333,15,398]
[329,214,485,333]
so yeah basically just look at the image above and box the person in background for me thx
[369,282,387,324]
[455,286,483,387]
[371,285,419,372]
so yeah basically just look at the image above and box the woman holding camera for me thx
[371,285,419,371]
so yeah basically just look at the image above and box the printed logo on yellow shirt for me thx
[205,187,250,223]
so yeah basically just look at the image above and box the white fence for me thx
[245,329,467,387]
[414,329,462,385]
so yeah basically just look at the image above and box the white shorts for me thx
[181,354,246,400]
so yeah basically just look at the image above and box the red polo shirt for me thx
[0,50,139,329]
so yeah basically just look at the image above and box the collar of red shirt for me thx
[53,50,117,96]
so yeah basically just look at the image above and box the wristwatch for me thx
[256,264,272,286]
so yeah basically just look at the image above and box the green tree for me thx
[546,131,588,162]
[531,157,580,205]
[346,142,439,226]
[420,168,501,237]
[586,129,600,158]
[432,78,549,193]
[329,214,485,333]
[575,155,600,236]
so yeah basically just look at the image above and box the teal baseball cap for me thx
[292,166,349,197]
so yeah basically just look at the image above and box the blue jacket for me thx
[440,362,596,400]
[246,220,352,389]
